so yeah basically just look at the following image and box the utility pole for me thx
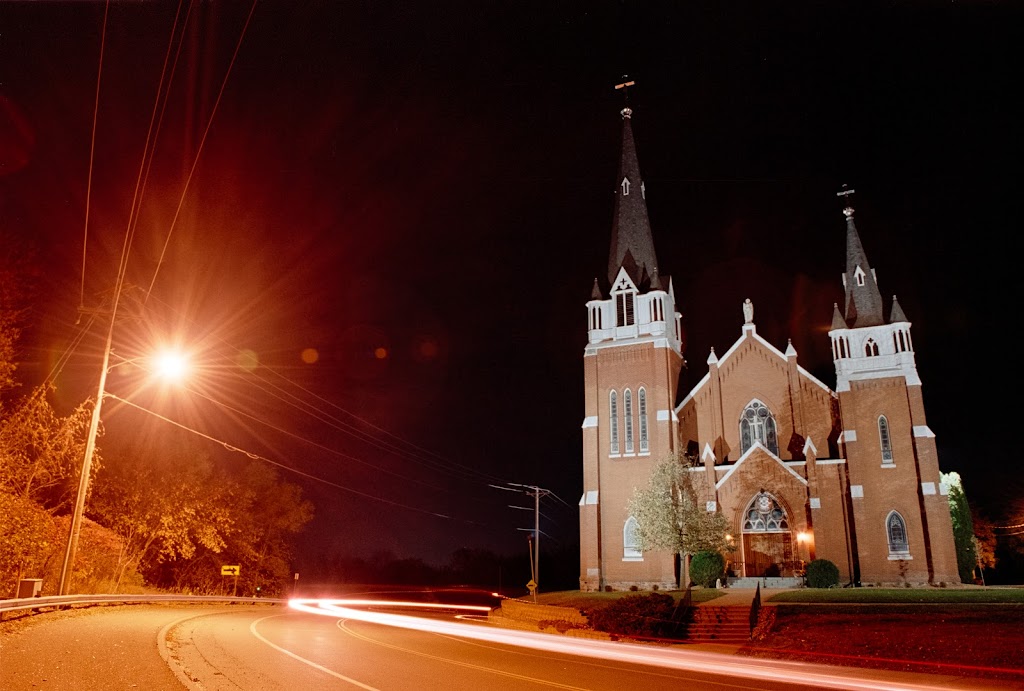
[495,482,554,602]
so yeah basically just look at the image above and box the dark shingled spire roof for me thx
[831,302,848,330]
[842,206,885,327]
[607,107,658,289]
[591,277,603,300]
[890,295,907,323]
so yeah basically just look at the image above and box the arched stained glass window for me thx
[878,415,893,464]
[739,401,779,455]
[742,492,789,533]
[624,389,634,453]
[638,388,649,453]
[624,517,642,559]
[609,390,619,455]
[887,511,910,554]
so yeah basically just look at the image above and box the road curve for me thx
[1,602,1010,691]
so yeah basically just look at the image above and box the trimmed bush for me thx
[587,592,679,638]
[690,551,725,588]
[805,558,840,588]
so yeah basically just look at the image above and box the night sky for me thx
[1,1,1020,569]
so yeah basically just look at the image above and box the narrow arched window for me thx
[624,389,634,453]
[616,291,635,326]
[886,511,910,555]
[609,390,619,455]
[638,388,649,453]
[865,338,879,357]
[624,516,642,559]
[739,401,779,455]
[878,415,894,464]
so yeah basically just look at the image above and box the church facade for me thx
[578,104,960,590]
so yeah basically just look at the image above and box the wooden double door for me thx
[743,532,794,577]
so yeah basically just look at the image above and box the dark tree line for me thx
[294,543,581,597]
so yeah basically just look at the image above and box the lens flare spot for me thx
[301,348,319,364]
[374,347,388,360]
[414,336,439,362]
[237,349,259,371]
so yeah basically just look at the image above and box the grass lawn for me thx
[767,586,1024,604]
[533,588,725,610]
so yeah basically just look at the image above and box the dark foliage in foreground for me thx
[586,592,683,638]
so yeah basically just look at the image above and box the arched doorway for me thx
[741,491,795,577]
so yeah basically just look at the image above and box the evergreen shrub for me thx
[690,551,725,588]
[587,592,678,638]
[805,558,840,588]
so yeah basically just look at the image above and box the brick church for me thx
[578,101,960,590]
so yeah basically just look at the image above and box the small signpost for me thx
[526,578,537,603]
[222,565,240,596]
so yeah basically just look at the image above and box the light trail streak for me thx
[289,598,971,691]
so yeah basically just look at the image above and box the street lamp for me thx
[56,335,189,595]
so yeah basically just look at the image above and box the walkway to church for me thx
[698,585,797,608]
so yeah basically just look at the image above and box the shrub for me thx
[690,551,725,588]
[587,592,679,638]
[805,559,840,588]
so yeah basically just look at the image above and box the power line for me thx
[144,0,259,303]
[106,392,501,527]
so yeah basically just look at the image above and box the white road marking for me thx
[249,614,380,690]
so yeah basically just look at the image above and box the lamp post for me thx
[56,328,189,595]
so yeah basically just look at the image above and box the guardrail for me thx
[0,593,287,619]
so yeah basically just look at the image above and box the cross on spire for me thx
[837,184,856,218]
[615,76,635,118]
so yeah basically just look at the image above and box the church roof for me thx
[607,106,659,290]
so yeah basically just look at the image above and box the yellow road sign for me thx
[526,579,537,592]
[221,565,240,576]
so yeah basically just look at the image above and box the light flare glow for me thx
[152,350,190,380]
[289,598,962,691]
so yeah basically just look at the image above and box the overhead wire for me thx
[79,0,110,311]
[179,383,466,496]
[144,0,260,304]
[68,0,535,535]
[106,393,499,527]
[142,293,515,487]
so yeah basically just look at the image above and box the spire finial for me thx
[615,76,635,119]
[837,184,856,218]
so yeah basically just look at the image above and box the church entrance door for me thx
[743,532,794,577]
[741,491,795,577]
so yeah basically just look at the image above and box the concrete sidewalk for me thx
[695,586,796,607]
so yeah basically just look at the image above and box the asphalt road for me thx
[0,603,1006,690]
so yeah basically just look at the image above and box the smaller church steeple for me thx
[890,295,908,323]
[838,187,885,327]
[607,79,659,290]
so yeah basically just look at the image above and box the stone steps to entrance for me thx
[683,605,751,643]
[726,576,803,589]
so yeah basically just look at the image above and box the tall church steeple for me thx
[607,82,659,291]
[839,188,885,327]
[579,84,684,593]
